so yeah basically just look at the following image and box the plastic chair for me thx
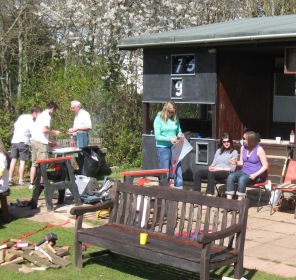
[271,160,296,218]
[247,170,270,212]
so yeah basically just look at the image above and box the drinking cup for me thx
[275,137,281,144]
[140,233,148,245]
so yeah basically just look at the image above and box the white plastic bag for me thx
[136,195,148,227]
[75,175,90,195]
[270,189,282,206]
[265,180,272,192]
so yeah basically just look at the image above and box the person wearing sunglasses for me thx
[153,101,184,189]
[194,133,238,196]
[226,131,268,201]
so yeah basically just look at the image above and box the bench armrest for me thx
[197,223,242,244]
[70,200,114,216]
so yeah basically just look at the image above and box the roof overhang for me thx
[118,15,296,50]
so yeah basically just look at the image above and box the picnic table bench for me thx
[121,168,169,186]
[70,181,249,280]
[30,157,81,211]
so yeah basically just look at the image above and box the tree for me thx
[0,0,294,164]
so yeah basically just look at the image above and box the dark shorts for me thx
[10,143,30,161]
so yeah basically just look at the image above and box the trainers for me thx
[28,184,35,190]
[8,180,14,186]
[18,181,27,186]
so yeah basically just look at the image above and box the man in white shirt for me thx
[8,106,42,186]
[67,100,92,139]
[67,100,92,174]
[29,101,61,189]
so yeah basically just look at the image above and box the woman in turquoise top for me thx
[153,101,184,189]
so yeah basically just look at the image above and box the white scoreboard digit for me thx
[171,78,183,99]
[172,54,195,75]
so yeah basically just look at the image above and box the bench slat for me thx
[121,169,169,176]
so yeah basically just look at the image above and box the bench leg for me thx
[74,215,83,269]
[74,240,83,269]
[200,245,211,280]
[233,259,244,279]
[1,196,10,222]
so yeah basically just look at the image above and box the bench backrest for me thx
[110,181,249,249]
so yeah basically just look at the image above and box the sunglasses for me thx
[222,140,230,143]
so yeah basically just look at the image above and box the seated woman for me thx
[194,133,238,196]
[226,131,268,201]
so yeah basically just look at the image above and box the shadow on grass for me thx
[83,253,258,280]
[0,204,41,228]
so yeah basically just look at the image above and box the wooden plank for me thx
[36,157,72,164]
[121,169,169,176]
[267,156,286,166]
[4,251,18,262]
[45,243,56,254]
[150,197,159,231]
[22,253,50,268]
[19,265,35,274]
[179,202,186,237]
[0,250,4,263]
[115,183,242,210]
[158,199,166,232]
[1,256,24,266]
[45,251,71,267]
[55,246,70,257]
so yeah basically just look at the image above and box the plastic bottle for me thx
[290,130,295,144]
[70,136,75,147]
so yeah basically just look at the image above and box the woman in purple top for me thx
[226,131,268,201]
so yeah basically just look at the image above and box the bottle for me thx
[290,130,295,144]
[70,136,75,147]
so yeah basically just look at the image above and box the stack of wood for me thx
[0,239,71,274]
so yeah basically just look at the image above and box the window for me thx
[196,142,209,165]
[285,47,296,74]
[273,73,296,122]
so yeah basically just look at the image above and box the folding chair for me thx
[271,160,296,218]
[247,170,270,212]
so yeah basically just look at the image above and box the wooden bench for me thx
[70,182,249,280]
[0,188,11,222]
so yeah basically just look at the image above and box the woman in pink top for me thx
[226,131,268,201]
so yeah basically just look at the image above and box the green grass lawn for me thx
[0,215,292,280]
[1,173,294,279]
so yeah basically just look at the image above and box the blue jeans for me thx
[157,147,183,189]
[226,170,255,196]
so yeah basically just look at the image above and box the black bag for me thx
[82,150,99,177]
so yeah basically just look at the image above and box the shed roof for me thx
[118,14,296,49]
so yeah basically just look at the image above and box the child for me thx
[0,139,10,193]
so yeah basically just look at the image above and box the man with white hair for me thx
[67,100,92,175]
[68,100,92,137]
